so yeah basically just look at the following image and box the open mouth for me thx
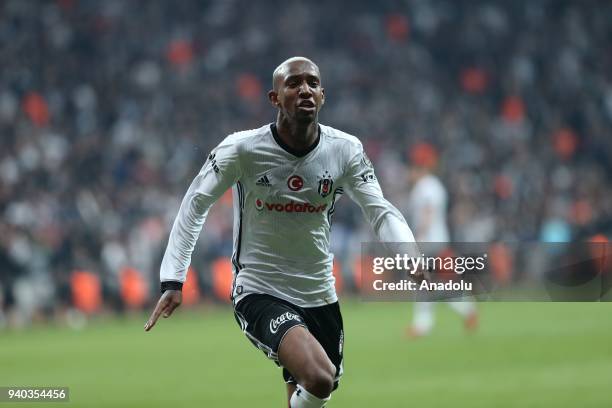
[298,100,315,108]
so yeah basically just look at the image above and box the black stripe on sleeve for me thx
[326,187,344,226]
[161,281,183,293]
[230,181,245,301]
[233,181,244,270]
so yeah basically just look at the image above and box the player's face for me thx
[271,61,325,123]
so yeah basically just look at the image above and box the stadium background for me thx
[1,1,611,407]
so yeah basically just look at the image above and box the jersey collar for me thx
[270,123,321,158]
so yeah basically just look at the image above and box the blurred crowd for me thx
[1,0,611,326]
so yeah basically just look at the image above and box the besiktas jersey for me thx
[160,123,416,307]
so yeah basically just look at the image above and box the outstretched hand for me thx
[144,290,182,331]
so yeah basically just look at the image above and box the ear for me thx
[268,90,280,107]
[320,87,325,105]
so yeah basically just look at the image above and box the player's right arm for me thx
[145,138,241,331]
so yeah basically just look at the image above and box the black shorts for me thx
[234,294,344,388]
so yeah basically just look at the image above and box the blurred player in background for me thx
[144,57,418,407]
[403,143,478,338]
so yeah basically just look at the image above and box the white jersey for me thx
[160,123,416,307]
[407,174,449,243]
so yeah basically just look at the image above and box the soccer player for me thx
[404,143,478,337]
[144,57,417,407]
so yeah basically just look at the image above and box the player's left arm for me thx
[342,143,417,243]
[343,143,428,282]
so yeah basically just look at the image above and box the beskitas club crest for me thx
[318,171,333,197]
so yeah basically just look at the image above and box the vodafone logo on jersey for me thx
[254,198,327,213]
[287,175,304,191]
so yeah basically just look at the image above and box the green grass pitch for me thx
[1,301,611,407]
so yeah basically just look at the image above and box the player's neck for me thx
[276,118,319,152]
